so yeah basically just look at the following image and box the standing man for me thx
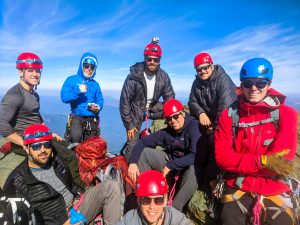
[116,170,192,225]
[128,99,204,211]
[0,52,83,188]
[4,124,122,225]
[215,58,297,225]
[61,52,103,145]
[120,37,175,161]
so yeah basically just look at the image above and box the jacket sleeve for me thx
[188,79,205,119]
[267,105,297,161]
[166,121,200,170]
[129,130,166,164]
[214,73,237,128]
[215,109,262,174]
[61,76,83,103]
[0,92,23,137]
[95,82,104,111]
[161,73,175,102]
[120,76,136,130]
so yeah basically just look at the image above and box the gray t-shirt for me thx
[31,165,74,206]
[0,83,43,137]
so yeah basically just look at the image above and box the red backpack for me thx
[74,136,134,189]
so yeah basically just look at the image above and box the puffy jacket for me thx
[115,206,193,225]
[3,155,84,225]
[129,114,204,170]
[188,65,237,128]
[215,88,298,195]
[120,62,175,130]
[61,52,104,117]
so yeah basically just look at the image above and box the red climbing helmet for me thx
[194,52,213,68]
[144,37,162,57]
[16,52,43,69]
[163,99,184,117]
[23,124,52,145]
[136,170,169,196]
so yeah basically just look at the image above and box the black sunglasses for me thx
[140,197,165,206]
[166,113,181,122]
[241,80,270,89]
[30,141,52,151]
[196,64,211,72]
[146,57,160,63]
[83,63,96,70]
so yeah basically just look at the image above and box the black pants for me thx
[70,115,99,143]
[220,187,294,225]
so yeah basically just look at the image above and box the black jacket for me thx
[188,65,237,128]
[120,62,175,130]
[3,155,84,225]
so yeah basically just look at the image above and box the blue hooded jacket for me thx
[61,52,104,116]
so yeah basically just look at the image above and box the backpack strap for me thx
[228,100,280,136]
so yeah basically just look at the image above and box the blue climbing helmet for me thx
[240,58,273,81]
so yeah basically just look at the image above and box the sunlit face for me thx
[166,112,185,132]
[241,78,271,104]
[19,68,41,86]
[144,56,160,73]
[138,195,167,225]
[24,141,53,168]
[196,63,214,80]
[82,63,96,77]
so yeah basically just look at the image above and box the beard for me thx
[28,150,51,168]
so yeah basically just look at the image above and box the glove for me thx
[69,208,87,225]
[261,149,293,176]
[79,84,87,93]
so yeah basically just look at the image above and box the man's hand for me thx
[199,113,212,127]
[162,166,171,177]
[127,127,138,140]
[63,218,82,225]
[128,163,140,184]
[261,149,293,176]
[88,104,99,113]
[52,133,63,141]
[79,83,87,93]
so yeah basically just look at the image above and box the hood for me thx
[128,62,145,81]
[77,52,98,80]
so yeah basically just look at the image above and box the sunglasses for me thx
[140,197,165,206]
[83,63,96,70]
[146,57,160,63]
[30,141,52,151]
[241,80,270,89]
[196,64,211,72]
[165,113,181,122]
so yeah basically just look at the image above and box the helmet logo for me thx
[161,181,166,187]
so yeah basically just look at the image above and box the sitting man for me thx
[128,99,205,211]
[3,124,122,225]
[116,170,192,225]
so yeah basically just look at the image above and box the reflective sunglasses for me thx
[165,113,181,122]
[241,79,270,89]
[83,63,96,70]
[146,57,160,63]
[140,197,165,206]
[196,64,211,72]
[30,141,52,151]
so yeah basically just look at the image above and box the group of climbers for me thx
[0,36,298,225]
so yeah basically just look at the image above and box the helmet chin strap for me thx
[20,69,40,90]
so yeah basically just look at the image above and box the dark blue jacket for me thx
[61,52,104,117]
[129,114,204,170]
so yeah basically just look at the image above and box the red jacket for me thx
[215,88,298,195]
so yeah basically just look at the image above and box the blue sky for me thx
[0,0,299,98]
